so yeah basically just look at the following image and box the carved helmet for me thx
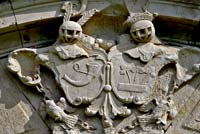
[130,20,155,43]
[129,11,156,43]
[59,21,82,43]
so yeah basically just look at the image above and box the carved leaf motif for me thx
[7,48,41,86]
[78,9,99,26]
[86,92,131,127]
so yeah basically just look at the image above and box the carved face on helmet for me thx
[59,21,82,43]
[130,20,155,43]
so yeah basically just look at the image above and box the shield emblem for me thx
[59,56,105,105]
[109,43,177,104]
[40,46,107,106]
[110,53,156,104]
[7,42,178,129]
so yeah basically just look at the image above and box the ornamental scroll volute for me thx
[7,1,200,134]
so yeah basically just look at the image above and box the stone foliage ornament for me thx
[7,1,200,134]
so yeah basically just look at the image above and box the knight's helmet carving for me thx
[59,1,82,43]
[129,11,157,43]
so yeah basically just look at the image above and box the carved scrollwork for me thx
[6,1,200,134]
[7,48,41,86]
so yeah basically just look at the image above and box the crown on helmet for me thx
[125,11,157,27]
[130,11,155,23]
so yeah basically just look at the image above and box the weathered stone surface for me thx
[0,59,49,134]
[0,101,31,134]
[0,1,16,30]
[1,0,200,134]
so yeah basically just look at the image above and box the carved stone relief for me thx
[6,1,200,134]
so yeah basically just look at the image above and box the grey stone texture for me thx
[0,0,200,134]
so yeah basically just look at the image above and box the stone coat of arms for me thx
[6,1,200,134]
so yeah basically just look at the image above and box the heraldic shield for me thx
[30,44,108,107]
[6,1,200,133]
[110,51,158,105]
[7,40,179,129]
[48,47,106,106]
[109,43,176,105]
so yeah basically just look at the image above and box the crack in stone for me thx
[8,0,24,48]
